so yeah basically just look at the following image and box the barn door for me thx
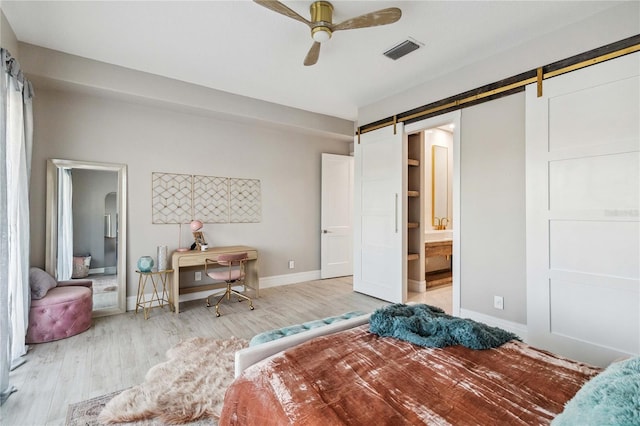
[353,124,406,303]
[526,52,640,366]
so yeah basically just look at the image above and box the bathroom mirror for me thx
[45,159,127,317]
[432,145,448,227]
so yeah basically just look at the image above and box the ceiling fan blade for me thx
[304,42,321,66]
[253,0,311,27]
[332,7,402,31]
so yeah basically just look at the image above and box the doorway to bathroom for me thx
[405,111,460,316]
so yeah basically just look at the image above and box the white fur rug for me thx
[98,337,248,424]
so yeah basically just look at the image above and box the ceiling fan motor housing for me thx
[310,1,333,42]
[253,0,402,65]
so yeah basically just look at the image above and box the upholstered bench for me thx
[236,311,371,377]
[249,310,365,346]
[26,267,93,344]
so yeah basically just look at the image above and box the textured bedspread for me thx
[220,325,601,425]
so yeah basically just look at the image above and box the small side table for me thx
[135,269,173,319]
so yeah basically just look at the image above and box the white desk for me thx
[170,245,258,314]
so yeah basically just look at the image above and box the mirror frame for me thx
[45,159,127,317]
[431,145,449,227]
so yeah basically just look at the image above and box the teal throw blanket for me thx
[369,304,519,350]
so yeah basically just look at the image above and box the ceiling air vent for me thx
[383,39,422,60]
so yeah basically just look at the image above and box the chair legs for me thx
[205,282,254,317]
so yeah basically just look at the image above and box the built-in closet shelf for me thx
[407,131,424,285]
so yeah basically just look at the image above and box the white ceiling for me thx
[1,1,622,121]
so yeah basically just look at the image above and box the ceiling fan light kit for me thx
[310,0,333,42]
[254,0,402,66]
[312,26,332,43]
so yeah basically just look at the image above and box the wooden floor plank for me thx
[3,278,451,425]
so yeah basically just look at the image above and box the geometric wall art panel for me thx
[229,178,262,223]
[152,172,193,224]
[152,172,261,224]
[193,175,229,223]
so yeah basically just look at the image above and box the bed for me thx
[220,308,604,425]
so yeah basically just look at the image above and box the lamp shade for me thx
[190,220,203,232]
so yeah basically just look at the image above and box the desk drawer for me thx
[177,250,258,267]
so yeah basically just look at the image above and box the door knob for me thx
[323,229,330,233]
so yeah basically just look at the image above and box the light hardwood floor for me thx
[2,277,451,426]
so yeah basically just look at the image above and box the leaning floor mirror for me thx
[45,159,127,317]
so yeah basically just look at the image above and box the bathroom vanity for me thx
[425,238,452,287]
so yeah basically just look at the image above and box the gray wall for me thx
[29,87,350,298]
[460,94,526,323]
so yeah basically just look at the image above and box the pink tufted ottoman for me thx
[26,282,93,344]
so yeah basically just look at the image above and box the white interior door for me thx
[354,124,406,303]
[526,52,640,367]
[321,153,353,279]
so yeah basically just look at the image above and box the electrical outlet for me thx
[493,296,504,310]
[195,271,202,281]
[288,260,295,269]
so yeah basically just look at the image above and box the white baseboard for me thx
[126,270,322,311]
[408,279,426,293]
[259,270,321,289]
[459,308,528,343]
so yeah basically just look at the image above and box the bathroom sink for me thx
[425,230,453,241]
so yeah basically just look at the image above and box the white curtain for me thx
[1,49,33,405]
[57,168,73,280]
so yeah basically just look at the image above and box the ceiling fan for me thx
[254,1,402,66]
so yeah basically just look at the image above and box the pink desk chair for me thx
[204,253,254,317]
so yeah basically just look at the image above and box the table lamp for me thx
[190,220,203,232]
